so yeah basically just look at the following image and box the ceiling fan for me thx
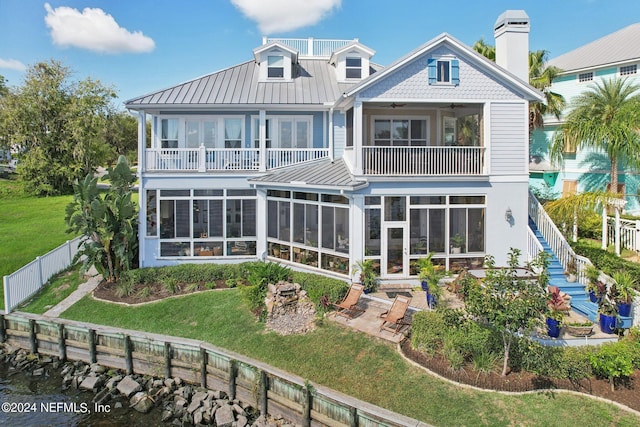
[389,102,406,109]
[449,103,465,109]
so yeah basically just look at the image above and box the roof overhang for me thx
[328,41,375,65]
[253,41,299,63]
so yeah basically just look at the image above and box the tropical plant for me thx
[611,271,637,304]
[543,191,609,242]
[352,259,378,293]
[598,297,618,317]
[417,253,446,299]
[464,249,549,376]
[450,234,464,249]
[550,77,640,193]
[65,155,138,283]
[547,287,566,321]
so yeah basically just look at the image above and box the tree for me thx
[104,110,140,164]
[464,249,549,376]
[65,155,138,283]
[473,41,565,132]
[550,77,640,194]
[1,60,117,195]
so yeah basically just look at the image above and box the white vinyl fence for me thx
[607,217,640,252]
[3,236,83,313]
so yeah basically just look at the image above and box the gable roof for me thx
[249,158,367,190]
[549,23,640,73]
[126,59,367,108]
[253,41,299,63]
[328,41,375,65]
[342,32,544,102]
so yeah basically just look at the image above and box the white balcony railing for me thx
[144,148,329,172]
[362,146,485,176]
[267,148,330,169]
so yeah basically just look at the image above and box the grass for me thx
[61,290,640,427]
[18,264,84,314]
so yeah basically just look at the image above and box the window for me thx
[428,58,459,85]
[620,64,637,76]
[252,116,311,149]
[268,55,284,78]
[185,120,217,149]
[578,72,593,82]
[253,118,271,148]
[562,180,578,198]
[346,57,362,79]
[146,190,157,236]
[373,119,428,146]
[160,119,178,148]
[224,118,243,148]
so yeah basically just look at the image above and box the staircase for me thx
[528,217,633,329]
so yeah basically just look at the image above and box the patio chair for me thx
[332,284,366,320]
[379,295,412,335]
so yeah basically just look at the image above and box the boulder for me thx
[215,404,235,427]
[80,375,102,391]
[130,392,154,413]
[117,375,142,397]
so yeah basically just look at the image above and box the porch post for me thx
[256,188,268,260]
[328,108,334,162]
[353,101,363,175]
[351,194,365,281]
[137,110,147,270]
[601,204,607,250]
[615,205,621,256]
[259,110,267,172]
[138,111,146,173]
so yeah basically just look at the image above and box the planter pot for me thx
[363,288,371,294]
[588,290,599,303]
[426,293,437,309]
[599,313,617,334]
[421,281,429,292]
[617,302,632,317]
[566,274,577,283]
[546,317,561,338]
[566,324,594,337]
[451,247,461,254]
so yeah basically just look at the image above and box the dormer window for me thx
[346,57,362,79]
[268,56,284,78]
[428,57,460,85]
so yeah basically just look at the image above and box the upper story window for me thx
[251,116,312,149]
[345,57,362,79]
[267,55,284,78]
[620,64,637,76]
[578,72,593,83]
[428,57,460,85]
[372,118,428,146]
[224,118,243,148]
[161,119,178,148]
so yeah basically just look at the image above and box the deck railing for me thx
[607,217,640,252]
[263,37,356,57]
[267,148,330,169]
[528,190,591,284]
[362,146,485,176]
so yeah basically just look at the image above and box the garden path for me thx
[42,266,101,318]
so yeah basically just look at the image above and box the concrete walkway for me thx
[42,266,102,318]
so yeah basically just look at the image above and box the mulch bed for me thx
[92,279,236,305]
[401,340,640,412]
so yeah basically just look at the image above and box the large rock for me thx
[215,404,235,427]
[130,392,154,413]
[80,375,103,391]
[117,375,142,397]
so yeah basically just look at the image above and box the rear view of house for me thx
[126,10,543,282]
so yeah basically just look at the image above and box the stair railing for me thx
[528,190,592,285]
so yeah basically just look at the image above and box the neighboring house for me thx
[530,23,640,212]
[126,10,543,281]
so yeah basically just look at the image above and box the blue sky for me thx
[1,0,639,107]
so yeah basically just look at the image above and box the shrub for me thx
[292,271,348,314]
[411,310,447,355]
[572,241,640,290]
[115,279,134,297]
[590,342,635,391]
[560,347,594,382]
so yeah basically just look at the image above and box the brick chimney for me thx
[494,10,530,82]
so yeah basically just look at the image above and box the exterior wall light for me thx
[505,207,513,222]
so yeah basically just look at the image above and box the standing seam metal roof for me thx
[549,23,640,72]
[126,59,358,106]
[248,159,366,189]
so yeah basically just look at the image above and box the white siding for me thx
[490,102,528,175]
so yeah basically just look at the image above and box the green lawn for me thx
[61,290,640,427]
[18,264,83,314]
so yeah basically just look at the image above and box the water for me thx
[0,361,164,426]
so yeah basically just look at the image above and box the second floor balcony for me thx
[144,147,330,172]
[362,146,485,176]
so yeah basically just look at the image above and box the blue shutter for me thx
[427,58,436,84]
[451,59,460,85]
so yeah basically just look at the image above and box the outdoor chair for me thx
[332,283,366,320]
[379,294,412,335]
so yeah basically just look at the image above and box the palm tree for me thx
[549,77,640,193]
[473,41,565,131]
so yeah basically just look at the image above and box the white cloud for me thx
[231,0,341,34]
[0,58,27,71]
[44,3,155,54]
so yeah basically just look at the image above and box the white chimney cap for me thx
[494,10,530,32]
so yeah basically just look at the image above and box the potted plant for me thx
[450,234,464,254]
[353,259,378,294]
[598,297,618,334]
[416,253,446,308]
[585,264,605,303]
[564,258,577,283]
[564,321,594,337]
[611,271,637,317]
[546,287,566,338]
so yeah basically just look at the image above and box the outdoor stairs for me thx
[528,217,633,329]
